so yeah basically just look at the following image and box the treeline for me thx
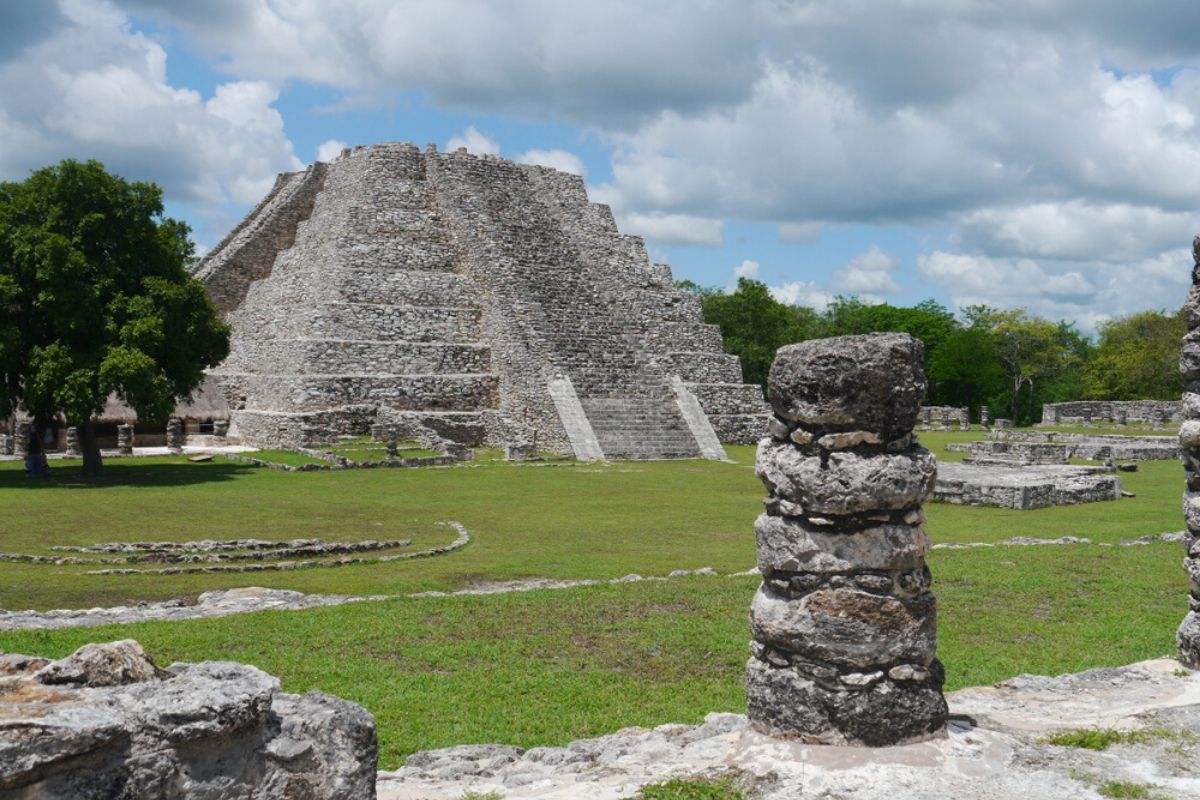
[680,278,1185,426]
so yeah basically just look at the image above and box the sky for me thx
[3,1,1200,331]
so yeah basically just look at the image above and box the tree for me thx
[967,307,1079,424]
[698,278,822,388]
[1083,309,1186,400]
[0,160,230,475]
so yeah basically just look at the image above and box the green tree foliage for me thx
[0,159,230,475]
[681,278,822,389]
[1083,310,1186,400]
[959,307,1086,424]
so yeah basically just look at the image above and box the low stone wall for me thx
[987,430,1179,461]
[919,406,969,428]
[965,440,1070,465]
[1040,400,1182,425]
[0,640,378,798]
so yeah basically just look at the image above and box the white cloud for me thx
[316,139,348,163]
[957,201,1197,262]
[515,148,586,176]
[445,124,500,155]
[833,245,900,293]
[0,0,301,243]
[726,258,760,292]
[770,281,835,309]
[616,212,724,247]
[918,247,1190,330]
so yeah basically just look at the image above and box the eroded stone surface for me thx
[377,659,1200,800]
[0,640,378,799]
[748,332,945,744]
[767,333,925,437]
[1181,236,1200,668]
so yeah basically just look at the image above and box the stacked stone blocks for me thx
[1177,236,1200,667]
[746,333,947,744]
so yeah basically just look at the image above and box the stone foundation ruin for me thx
[746,333,947,744]
[934,462,1121,510]
[193,143,768,459]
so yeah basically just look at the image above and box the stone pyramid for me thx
[194,142,768,459]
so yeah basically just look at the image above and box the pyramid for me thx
[194,142,768,459]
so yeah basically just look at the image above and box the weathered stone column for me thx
[1177,235,1200,667]
[747,332,947,745]
[385,428,399,459]
[64,426,80,456]
[1117,407,1128,427]
[166,418,184,453]
[980,406,990,428]
[958,408,969,431]
[14,421,30,457]
[0,434,11,455]
[117,424,134,455]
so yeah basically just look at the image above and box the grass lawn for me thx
[0,428,1191,767]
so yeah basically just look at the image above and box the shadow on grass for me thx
[0,459,259,489]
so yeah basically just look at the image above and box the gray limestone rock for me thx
[754,515,930,574]
[767,333,925,437]
[744,656,946,746]
[749,585,937,669]
[756,439,936,516]
[33,639,169,687]
[0,640,378,799]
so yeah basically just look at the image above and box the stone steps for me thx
[217,372,499,413]
[230,302,482,342]
[667,351,744,384]
[580,397,702,459]
[238,268,469,308]
[220,339,491,376]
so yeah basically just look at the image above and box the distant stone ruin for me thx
[746,333,946,744]
[934,462,1121,510]
[1178,236,1200,668]
[1041,400,1181,426]
[193,143,768,459]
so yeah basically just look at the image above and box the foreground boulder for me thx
[0,639,377,799]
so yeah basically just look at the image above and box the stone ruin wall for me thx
[197,142,768,457]
[1041,400,1182,425]
[919,405,969,427]
[192,163,329,317]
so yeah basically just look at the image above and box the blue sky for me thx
[5,1,1200,330]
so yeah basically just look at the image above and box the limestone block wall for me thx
[193,164,328,316]
[920,405,969,427]
[1041,400,1182,424]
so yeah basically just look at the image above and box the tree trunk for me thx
[79,419,103,476]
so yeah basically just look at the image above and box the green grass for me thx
[245,449,333,468]
[1043,727,1198,751]
[636,773,756,799]
[0,429,1192,768]
[1097,780,1169,799]
[0,542,1187,767]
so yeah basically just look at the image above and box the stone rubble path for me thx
[376,658,1200,800]
[0,532,1183,632]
